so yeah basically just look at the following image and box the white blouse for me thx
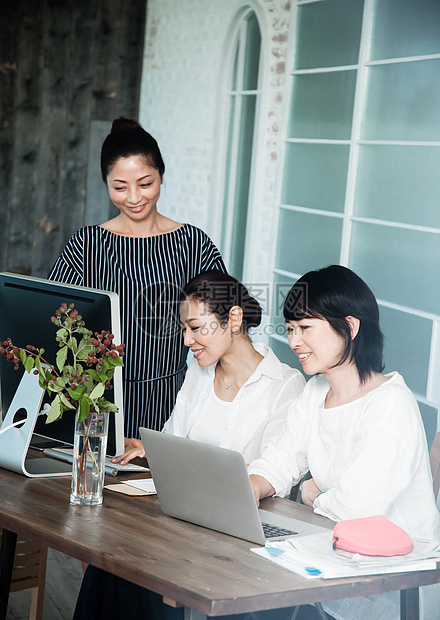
[187,385,234,446]
[162,343,305,463]
[248,372,440,620]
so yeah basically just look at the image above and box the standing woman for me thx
[48,118,226,437]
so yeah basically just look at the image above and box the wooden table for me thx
[0,463,438,620]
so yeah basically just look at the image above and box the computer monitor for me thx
[0,272,124,457]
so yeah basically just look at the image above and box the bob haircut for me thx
[283,265,384,383]
[182,270,262,333]
[101,117,165,181]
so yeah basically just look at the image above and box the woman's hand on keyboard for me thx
[111,437,145,465]
[249,474,276,507]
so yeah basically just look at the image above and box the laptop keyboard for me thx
[262,522,298,539]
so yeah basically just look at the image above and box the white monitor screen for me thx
[0,272,124,457]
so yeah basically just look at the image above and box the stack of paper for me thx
[105,478,157,496]
[251,531,440,579]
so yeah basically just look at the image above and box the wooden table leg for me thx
[0,529,17,620]
[184,608,207,620]
[400,587,419,620]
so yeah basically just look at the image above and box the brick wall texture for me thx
[139,0,291,286]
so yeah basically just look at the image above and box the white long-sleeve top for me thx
[162,343,305,463]
[248,371,440,620]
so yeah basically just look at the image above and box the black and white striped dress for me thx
[47,224,226,436]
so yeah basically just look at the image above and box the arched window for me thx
[219,9,262,281]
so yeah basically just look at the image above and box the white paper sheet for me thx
[121,478,156,494]
[251,531,440,579]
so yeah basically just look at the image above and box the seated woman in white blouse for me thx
[114,270,305,466]
[73,271,305,620]
[249,265,440,620]
[164,270,307,462]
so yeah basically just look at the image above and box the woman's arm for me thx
[162,358,205,436]
[313,384,426,522]
[114,361,207,464]
[47,231,84,285]
[111,437,145,465]
[301,477,323,507]
[249,474,276,507]
[199,230,227,273]
[259,370,305,455]
[248,390,311,498]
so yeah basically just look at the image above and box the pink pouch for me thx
[332,515,413,556]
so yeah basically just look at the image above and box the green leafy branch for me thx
[0,303,125,424]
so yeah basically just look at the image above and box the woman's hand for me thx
[301,477,322,507]
[249,474,276,507]
[111,437,145,465]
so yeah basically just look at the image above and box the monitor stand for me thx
[0,370,71,477]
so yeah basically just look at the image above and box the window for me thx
[220,9,262,281]
[270,0,440,445]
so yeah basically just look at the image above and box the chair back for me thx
[0,532,47,620]
[430,432,440,501]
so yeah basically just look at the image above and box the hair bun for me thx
[182,270,263,332]
[111,117,141,133]
[101,117,165,180]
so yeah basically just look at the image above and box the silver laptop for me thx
[140,428,331,545]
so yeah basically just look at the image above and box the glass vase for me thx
[70,410,109,506]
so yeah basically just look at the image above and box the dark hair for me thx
[283,265,384,382]
[100,117,165,181]
[182,271,262,332]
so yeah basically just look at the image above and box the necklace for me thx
[218,359,261,390]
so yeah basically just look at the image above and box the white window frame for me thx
[209,3,267,282]
[270,0,440,429]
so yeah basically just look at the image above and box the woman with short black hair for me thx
[283,264,384,382]
[250,265,440,620]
